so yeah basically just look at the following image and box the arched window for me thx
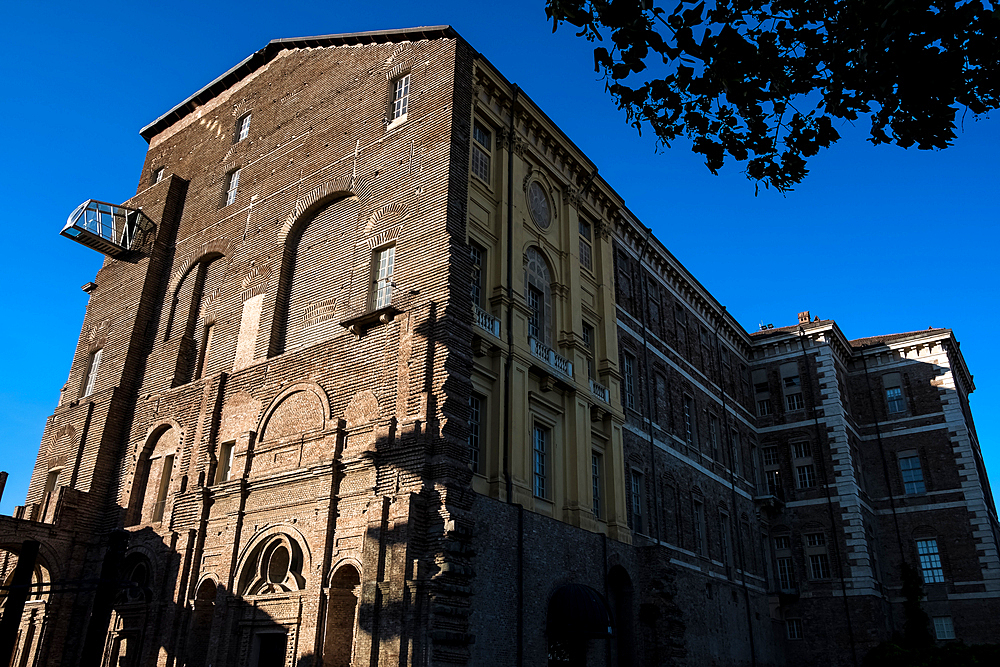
[277,196,360,353]
[237,534,306,596]
[524,247,554,345]
[127,427,178,526]
[166,256,226,383]
[186,579,217,667]
[323,565,361,667]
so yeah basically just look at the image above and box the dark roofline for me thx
[139,26,459,142]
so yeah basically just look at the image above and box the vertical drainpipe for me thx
[797,328,858,667]
[713,309,757,667]
[636,228,660,542]
[498,83,524,667]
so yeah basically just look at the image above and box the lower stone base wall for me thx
[467,494,783,667]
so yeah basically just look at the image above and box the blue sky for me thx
[0,1,997,515]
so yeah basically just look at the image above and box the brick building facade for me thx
[0,25,996,667]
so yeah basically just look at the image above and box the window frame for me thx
[469,243,485,308]
[916,538,945,584]
[898,452,927,494]
[933,616,956,641]
[389,73,411,125]
[592,451,603,519]
[81,347,103,398]
[579,218,593,272]
[471,121,492,182]
[469,394,483,475]
[371,244,396,311]
[630,469,645,534]
[533,424,549,499]
[786,618,803,640]
[235,112,252,143]
[223,168,241,207]
[622,352,637,411]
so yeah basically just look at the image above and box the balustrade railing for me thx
[529,337,573,378]
[473,304,501,337]
[589,378,609,402]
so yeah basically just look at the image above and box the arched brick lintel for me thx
[277,174,374,245]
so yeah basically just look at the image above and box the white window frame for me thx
[389,73,410,124]
[236,112,252,142]
[371,245,396,310]
[82,348,102,398]
[224,168,241,207]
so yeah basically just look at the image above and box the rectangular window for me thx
[757,399,772,416]
[806,532,826,548]
[792,442,810,459]
[899,453,926,494]
[809,553,831,579]
[709,414,720,461]
[583,322,596,380]
[527,286,543,340]
[153,167,165,184]
[796,464,817,489]
[471,122,491,181]
[592,452,602,519]
[884,372,905,414]
[917,539,945,583]
[372,245,396,310]
[236,112,252,142]
[224,168,241,206]
[215,441,235,484]
[390,73,410,121]
[82,348,102,398]
[631,470,644,533]
[579,219,593,271]
[775,536,791,551]
[533,426,548,498]
[469,395,482,474]
[933,616,956,641]
[683,396,694,445]
[720,512,732,568]
[786,393,805,411]
[622,352,636,411]
[763,447,779,467]
[777,557,794,589]
[693,499,705,555]
[786,619,803,640]
[766,470,781,496]
[152,454,173,523]
[886,387,905,414]
[470,244,484,307]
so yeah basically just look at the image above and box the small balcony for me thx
[61,200,152,257]
[473,304,501,338]
[529,337,573,380]
[589,378,609,402]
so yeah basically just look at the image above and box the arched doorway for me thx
[546,583,614,666]
[608,566,635,667]
[186,579,217,667]
[323,565,361,667]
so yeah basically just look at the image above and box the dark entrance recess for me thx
[547,583,614,666]
[255,631,288,667]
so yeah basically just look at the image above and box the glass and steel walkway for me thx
[61,200,151,257]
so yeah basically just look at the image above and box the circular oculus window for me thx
[527,181,551,229]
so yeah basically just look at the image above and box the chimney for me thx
[798,311,810,324]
